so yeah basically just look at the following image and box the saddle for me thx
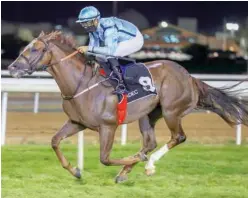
[87,52,157,124]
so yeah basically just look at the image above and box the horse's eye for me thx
[31,48,37,52]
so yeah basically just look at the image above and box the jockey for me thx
[76,6,144,94]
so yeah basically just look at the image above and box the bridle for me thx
[20,38,79,75]
[20,38,49,74]
[20,37,86,100]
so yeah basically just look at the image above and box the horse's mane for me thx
[38,31,78,49]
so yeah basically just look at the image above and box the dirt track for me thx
[6,112,248,144]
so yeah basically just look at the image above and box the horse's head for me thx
[8,31,52,78]
[8,31,78,78]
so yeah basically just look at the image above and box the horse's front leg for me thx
[115,114,159,183]
[51,120,86,179]
[99,124,143,180]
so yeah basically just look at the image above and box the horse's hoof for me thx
[140,154,148,162]
[134,153,148,162]
[74,167,81,179]
[115,175,128,183]
[145,168,155,176]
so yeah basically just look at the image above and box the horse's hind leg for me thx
[145,115,186,175]
[144,77,197,175]
[51,120,85,179]
[115,106,162,183]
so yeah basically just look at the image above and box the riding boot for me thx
[108,58,127,94]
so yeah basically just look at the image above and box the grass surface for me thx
[2,143,248,198]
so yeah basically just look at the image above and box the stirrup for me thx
[113,84,128,95]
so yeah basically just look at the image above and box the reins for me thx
[21,37,107,100]
[40,50,80,71]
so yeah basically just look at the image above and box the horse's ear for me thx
[39,31,45,37]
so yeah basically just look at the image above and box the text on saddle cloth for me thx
[98,60,157,104]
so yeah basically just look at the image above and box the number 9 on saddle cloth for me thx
[87,52,157,104]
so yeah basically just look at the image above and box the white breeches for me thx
[114,30,144,57]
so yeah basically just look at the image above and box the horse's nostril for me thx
[8,65,16,70]
[8,63,19,70]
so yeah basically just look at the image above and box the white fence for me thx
[2,70,248,80]
[2,70,248,114]
[1,71,248,170]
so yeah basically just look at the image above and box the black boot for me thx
[108,58,127,95]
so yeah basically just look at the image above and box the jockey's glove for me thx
[77,46,89,54]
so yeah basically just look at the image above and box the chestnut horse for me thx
[8,31,248,183]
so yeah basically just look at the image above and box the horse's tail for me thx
[193,77,248,127]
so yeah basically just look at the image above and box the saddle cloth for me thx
[98,59,157,104]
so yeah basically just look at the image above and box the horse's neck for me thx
[47,44,92,97]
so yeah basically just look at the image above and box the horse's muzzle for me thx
[8,62,27,78]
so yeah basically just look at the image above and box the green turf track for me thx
[2,143,248,198]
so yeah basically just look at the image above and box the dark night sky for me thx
[1,1,248,33]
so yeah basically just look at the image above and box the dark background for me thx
[1,1,248,74]
[2,1,248,33]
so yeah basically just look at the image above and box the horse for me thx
[8,31,248,183]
